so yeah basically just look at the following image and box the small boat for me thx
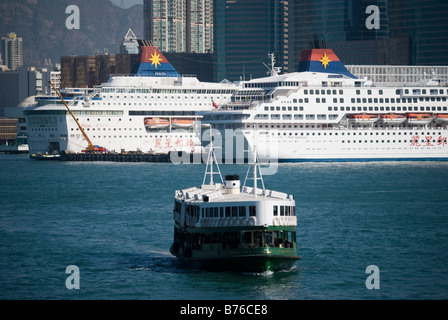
[407,114,433,125]
[381,114,406,124]
[170,136,300,272]
[171,118,194,128]
[435,114,448,123]
[350,114,379,124]
[144,117,170,129]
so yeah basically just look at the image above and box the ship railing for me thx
[199,217,258,228]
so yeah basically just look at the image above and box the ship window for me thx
[232,207,238,217]
[239,206,246,217]
[225,207,231,217]
[280,206,285,216]
[273,205,278,216]
[249,206,256,217]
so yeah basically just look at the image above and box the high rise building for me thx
[214,0,288,81]
[120,29,140,54]
[1,32,24,71]
[143,0,213,53]
[289,0,448,72]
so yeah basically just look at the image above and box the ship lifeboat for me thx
[350,114,379,124]
[144,117,170,129]
[435,114,448,123]
[171,118,194,128]
[381,114,406,124]
[407,114,433,125]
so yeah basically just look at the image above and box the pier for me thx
[30,151,208,163]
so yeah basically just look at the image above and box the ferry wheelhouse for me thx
[170,139,300,272]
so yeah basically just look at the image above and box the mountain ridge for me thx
[0,0,143,67]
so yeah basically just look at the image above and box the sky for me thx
[109,0,143,9]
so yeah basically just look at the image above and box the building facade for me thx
[1,32,23,71]
[213,0,289,82]
[144,0,214,54]
[289,0,448,72]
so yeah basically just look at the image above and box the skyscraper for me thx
[214,0,288,81]
[289,0,448,71]
[1,32,23,71]
[143,0,213,53]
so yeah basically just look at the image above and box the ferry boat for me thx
[200,49,448,162]
[170,138,300,272]
[24,40,238,156]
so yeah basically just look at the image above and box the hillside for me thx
[0,0,143,67]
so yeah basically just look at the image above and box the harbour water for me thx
[1,154,448,300]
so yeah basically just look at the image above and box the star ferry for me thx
[170,138,300,272]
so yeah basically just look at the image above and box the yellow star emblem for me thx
[319,52,332,69]
[149,51,163,69]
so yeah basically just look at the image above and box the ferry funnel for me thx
[225,174,240,194]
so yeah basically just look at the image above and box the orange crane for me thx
[49,81,105,153]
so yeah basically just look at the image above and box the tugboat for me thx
[170,133,300,272]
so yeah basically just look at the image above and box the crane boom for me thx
[49,81,95,150]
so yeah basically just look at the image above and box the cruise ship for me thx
[200,49,448,162]
[24,40,238,156]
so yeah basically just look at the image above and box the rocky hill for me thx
[0,0,143,67]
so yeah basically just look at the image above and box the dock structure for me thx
[30,152,209,163]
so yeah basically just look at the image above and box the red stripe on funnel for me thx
[140,46,170,64]
[299,49,341,62]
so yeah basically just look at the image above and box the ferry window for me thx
[232,207,238,217]
[339,90,343,95]
[280,206,285,216]
[249,206,256,217]
[225,207,231,217]
[356,90,361,95]
[273,205,278,216]
[220,207,224,218]
[379,90,383,95]
[239,206,246,217]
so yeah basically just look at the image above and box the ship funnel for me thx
[297,49,357,79]
[225,174,240,194]
[136,40,180,77]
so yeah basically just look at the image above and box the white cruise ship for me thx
[200,49,448,162]
[24,40,238,156]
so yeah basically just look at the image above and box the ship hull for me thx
[171,245,300,273]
